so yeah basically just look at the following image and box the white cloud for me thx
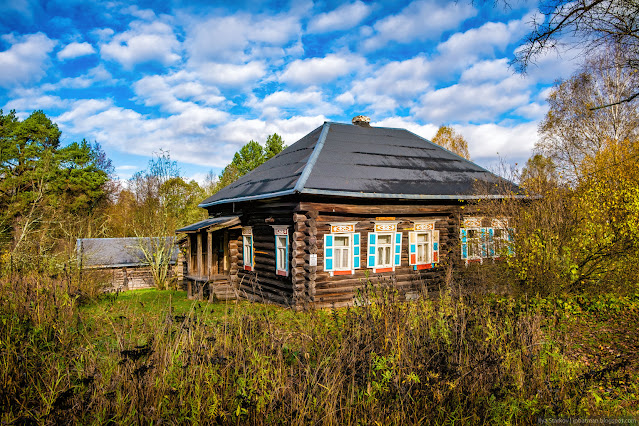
[373,117,439,140]
[413,75,531,123]
[57,41,95,60]
[438,20,522,59]
[460,59,512,83]
[362,1,476,51]
[195,62,266,86]
[56,98,230,168]
[0,33,56,88]
[280,54,366,85]
[100,20,181,69]
[247,89,340,118]
[514,102,548,120]
[343,55,432,113]
[4,94,68,111]
[308,1,371,33]
[185,12,302,64]
[215,115,328,149]
[457,122,539,165]
[133,71,226,113]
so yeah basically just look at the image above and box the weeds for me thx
[1,274,637,424]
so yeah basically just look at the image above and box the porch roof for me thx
[175,215,240,233]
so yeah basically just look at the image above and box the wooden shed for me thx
[77,237,179,290]
[177,118,518,308]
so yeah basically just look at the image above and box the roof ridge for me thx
[293,121,331,193]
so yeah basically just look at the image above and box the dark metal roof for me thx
[200,122,519,208]
[77,237,179,268]
[175,216,240,233]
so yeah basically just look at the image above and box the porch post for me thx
[186,235,192,275]
[197,232,203,277]
[207,231,213,280]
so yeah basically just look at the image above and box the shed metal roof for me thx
[77,237,179,268]
[200,122,519,208]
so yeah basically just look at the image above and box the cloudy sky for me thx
[0,0,579,182]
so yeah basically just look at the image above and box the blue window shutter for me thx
[507,227,515,256]
[367,233,376,268]
[394,232,402,267]
[324,234,333,272]
[409,232,417,265]
[433,230,440,264]
[481,228,487,258]
[353,232,361,269]
[489,228,495,257]
[460,228,468,260]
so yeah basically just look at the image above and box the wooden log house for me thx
[177,116,518,308]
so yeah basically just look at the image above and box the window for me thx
[409,222,439,270]
[376,234,393,268]
[324,222,361,276]
[334,235,351,270]
[461,217,513,264]
[242,226,253,271]
[276,236,286,270]
[368,222,402,273]
[416,232,430,264]
[272,226,289,277]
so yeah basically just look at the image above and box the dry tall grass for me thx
[1,272,635,425]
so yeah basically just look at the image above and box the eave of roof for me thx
[175,215,240,233]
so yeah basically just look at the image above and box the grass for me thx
[1,273,638,424]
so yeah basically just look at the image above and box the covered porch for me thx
[176,216,241,300]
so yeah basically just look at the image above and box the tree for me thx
[515,0,639,108]
[519,154,558,192]
[538,48,639,181]
[216,133,286,191]
[431,126,471,160]
[0,110,112,269]
[114,152,206,289]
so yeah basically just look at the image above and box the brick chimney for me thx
[352,115,371,127]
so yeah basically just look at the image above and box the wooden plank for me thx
[196,233,203,277]
[207,231,213,279]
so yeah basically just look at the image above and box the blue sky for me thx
[0,0,579,182]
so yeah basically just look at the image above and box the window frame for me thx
[415,231,431,264]
[324,222,361,276]
[368,221,402,273]
[271,225,289,277]
[461,217,513,264]
[409,221,439,270]
[242,226,254,271]
[375,233,394,268]
[333,234,352,271]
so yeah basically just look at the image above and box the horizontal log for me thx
[238,275,293,294]
[291,258,306,268]
[292,240,306,250]
[292,231,305,241]
[294,213,307,222]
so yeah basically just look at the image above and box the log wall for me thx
[295,202,462,309]
[231,203,296,306]
[209,198,463,309]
